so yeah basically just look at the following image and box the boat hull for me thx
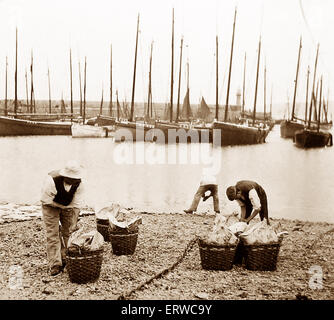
[212,121,267,145]
[71,123,114,138]
[294,129,333,148]
[0,116,71,136]
[280,120,304,138]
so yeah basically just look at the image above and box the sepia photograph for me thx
[0,0,333,305]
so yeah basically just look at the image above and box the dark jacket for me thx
[235,180,268,221]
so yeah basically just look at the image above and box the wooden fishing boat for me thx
[0,116,72,136]
[294,129,332,148]
[280,120,305,138]
[71,123,113,138]
[280,37,304,139]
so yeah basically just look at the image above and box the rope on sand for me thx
[117,236,198,300]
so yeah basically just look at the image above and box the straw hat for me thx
[59,160,82,179]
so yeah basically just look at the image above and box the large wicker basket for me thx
[96,218,110,242]
[242,238,283,271]
[110,231,138,255]
[198,238,238,271]
[66,248,104,284]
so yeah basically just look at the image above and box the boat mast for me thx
[317,76,322,132]
[25,68,29,109]
[30,50,35,114]
[242,52,246,118]
[264,64,267,122]
[78,61,82,116]
[14,28,18,116]
[270,85,273,119]
[170,8,175,123]
[48,67,52,114]
[224,7,237,122]
[304,66,310,124]
[308,44,319,129]
[5,56,8,116]
[109,44,113,117]
[70,48,73,121]
[291,37,302,122]
[100,85,104,115]
[252,36,261,126]
[215,35,219,120]
[83,57,87,123]
[116,89,120,120]
[130,14,140,122]
[176,37,183,123]
[147,41,153,120]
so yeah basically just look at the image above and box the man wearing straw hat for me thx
[41,160,84,276]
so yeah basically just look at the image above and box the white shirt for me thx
[200,173,217,186]
[236,189,261,211]
[40,175,84,209]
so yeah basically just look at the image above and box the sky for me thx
[0,0,333,116]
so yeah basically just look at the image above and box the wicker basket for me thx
[96,223,110,242]
[66,248,104,284]
[110,232,138,255]
[242,238,282,271]
[198,238,238,271]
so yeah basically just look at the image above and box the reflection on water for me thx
[0,125,333,223]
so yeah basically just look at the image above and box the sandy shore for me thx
[0,204,333,300]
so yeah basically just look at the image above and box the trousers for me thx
[42,205,80,268]
[189,184,220,212]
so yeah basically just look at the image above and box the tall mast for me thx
[130,14,140,122]
[5,57,8,116]
[25,68,29,108]
[100,85,104,115]
[147,41,153,120]
[264,64,267,121]
[48,67,51,114]
[252,36,261,126]
[170,8,175,123]
[30,50,35,113]
[78,61,82,116]
[291,37,302,121]
[305,66,310,124]
[270,85,273,119]
[317,76,322,132]
[176,37,183,123]
[224,7,237,122]
[70,48,73,121]
[116,89,120,120]
[308,44,319,129]
[14,28,18,115]
[109,44,113,117]
[215,35,219,120]
[242,52,246,118]
[83,57,87,123]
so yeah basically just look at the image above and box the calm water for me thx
[0,125,333,223]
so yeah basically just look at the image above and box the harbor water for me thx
[0,124,333,223]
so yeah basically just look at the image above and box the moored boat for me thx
[71,123,113,138]
[294,129,332,148]
[0,115,72,136]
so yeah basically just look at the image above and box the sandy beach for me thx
[0,202,333,300]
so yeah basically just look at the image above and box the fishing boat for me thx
[294,128,332,148]
[0,116,71,136]
[280,37,305,138]
[294,51,333,149]
[71,122,113,138]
